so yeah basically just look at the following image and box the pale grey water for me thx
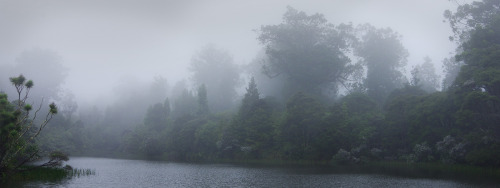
[23,157,493,187]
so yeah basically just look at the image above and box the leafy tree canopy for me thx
[258,7,357,99]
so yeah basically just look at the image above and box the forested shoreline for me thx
[1,0,499,175]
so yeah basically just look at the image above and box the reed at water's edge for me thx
[1,166,95,183]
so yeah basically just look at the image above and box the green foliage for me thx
[444,2,500,168]
[144,100,170,131]
[381,86,461,159]
[49,102,58,114]
[194,120,220,157]
[465,145,500,166]
[1,75,58,179]
[322,93,382,162]
[450,2,500,98]
[239,77,259,118]
[9,76,26,87]
[36,3,500,169]
[23,104,32,111]
[7,167,69,182]
[214,79,277,159]
[166,115,205,160]
[445,0,500,42]
[25,80,33,89]
[2,167,94,185]
[236,99,275,159]
[49,151,69,162]
[279,92,325,160]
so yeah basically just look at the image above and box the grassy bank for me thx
[1,166,96,187]
[7,167,70,182]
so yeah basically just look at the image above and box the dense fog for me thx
[1,0,463,105]
[3,0,499,173]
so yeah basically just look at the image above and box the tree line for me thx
[109,4,500,166]
[1,0,499,170]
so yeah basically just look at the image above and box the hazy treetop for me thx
[0,0,469,104]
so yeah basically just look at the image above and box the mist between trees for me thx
[1,1,499,168]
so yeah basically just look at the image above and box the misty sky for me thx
[0,0,467,104]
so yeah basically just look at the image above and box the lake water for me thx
[17,157,497,187]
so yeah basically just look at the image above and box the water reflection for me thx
[20,157,493,187]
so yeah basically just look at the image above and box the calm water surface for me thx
[21,157,496,187]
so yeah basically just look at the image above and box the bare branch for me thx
[14,98,44,145]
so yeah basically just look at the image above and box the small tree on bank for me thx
[0,75,59,179]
